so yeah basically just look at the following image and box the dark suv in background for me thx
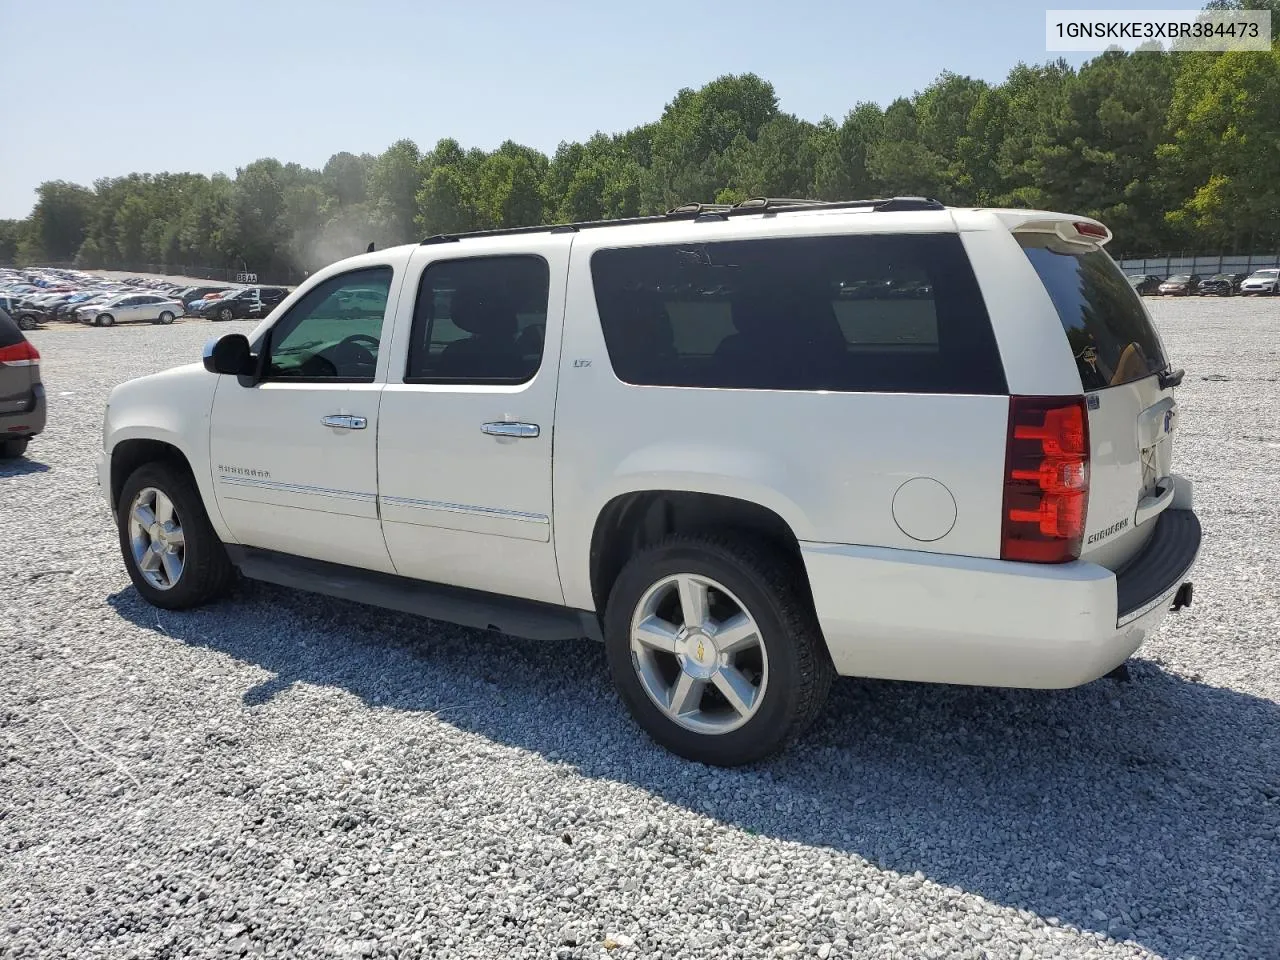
[203,286,289,321]
[1198,273,1246,296]
[0,306,45,459]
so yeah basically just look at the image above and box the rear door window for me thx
[590,233,1006,394]
[1018,236,1167,391]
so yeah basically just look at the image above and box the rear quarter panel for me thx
[554,214,1013,611]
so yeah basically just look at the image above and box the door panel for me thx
[209,263,402,573]
[377,241,569,605]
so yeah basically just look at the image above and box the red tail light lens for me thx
[0,340,39,366]
[1001,396,1090,563]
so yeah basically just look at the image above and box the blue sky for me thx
[0,0,1173,218]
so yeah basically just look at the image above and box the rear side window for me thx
[406,255,549,384]
[590,233,1006,394]
[1018,236,1167,391]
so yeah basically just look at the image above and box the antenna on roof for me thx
[366,242,375,253]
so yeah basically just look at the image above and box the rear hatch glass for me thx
[1017,235,1177,573]
[1018,236,1166,390]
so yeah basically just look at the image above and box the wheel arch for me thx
[110,438,198,512]
[587,490,813,619]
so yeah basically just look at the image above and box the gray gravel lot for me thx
[2,300,1279,960]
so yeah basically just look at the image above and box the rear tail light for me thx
[0,340,39,366]
[1001,396,1089,563]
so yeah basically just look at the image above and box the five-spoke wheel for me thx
[605,534,833,766]
[127,486,186,590]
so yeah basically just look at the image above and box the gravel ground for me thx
[2,300,1278,960]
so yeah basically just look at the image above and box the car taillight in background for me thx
[1001,395,1090,563]
[0,340,40,366]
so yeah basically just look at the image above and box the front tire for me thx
[96,313,114,327]
[217,306,233,322]
[604,534,834,766]
[157,311,175,325]
[16,315,37,331]
[117,461,233,610]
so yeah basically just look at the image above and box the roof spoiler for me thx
[1009,217,1113,248]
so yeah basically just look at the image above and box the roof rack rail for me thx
[418,196,946,245]
[732,196,945,213]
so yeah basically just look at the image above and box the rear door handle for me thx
[481,421,539,439]
[322,414,367,430]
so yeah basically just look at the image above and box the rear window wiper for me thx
[1158,366,1185,389]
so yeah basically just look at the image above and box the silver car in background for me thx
[75,293,185,327]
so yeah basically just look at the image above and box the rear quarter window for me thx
[1018,236,1167,391]
[590,233,1007,394]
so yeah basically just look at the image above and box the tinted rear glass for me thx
[590,233,1007,394]
[1018,236,1167,391]
[0,307,21,346]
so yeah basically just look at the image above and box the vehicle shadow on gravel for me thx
[108,580,1279,960]
[0,457,50,477]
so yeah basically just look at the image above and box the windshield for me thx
[1249,269,1279,279]
[1018,236,1167,391]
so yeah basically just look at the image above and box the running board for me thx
[226,546,601,642]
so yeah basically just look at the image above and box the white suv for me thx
[98,197,1201,766]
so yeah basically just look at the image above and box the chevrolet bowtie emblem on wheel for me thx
[695,639,706,661]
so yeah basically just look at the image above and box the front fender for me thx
[103,363,232,541]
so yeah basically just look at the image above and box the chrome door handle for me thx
[481,421,539,439]
[322,414,367,430]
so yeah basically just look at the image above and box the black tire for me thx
[97,313,114,327]
[157,311,175,325]
[0,437,29,459]
[16,315,37,331]
[217,306,233,322]
[116,461,234,610]
[603,533,834,766]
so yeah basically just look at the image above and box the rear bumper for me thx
[0,383,46,439]
[802,507,1201,689]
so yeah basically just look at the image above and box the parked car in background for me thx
[1197,273,1246,296]
[1126,274,1163,296]
[0,305,45,459]
[1241,268,1280,295]
[0,295,43,330]
[76,293,184,327]
[1158,274,1201,295]
[178,286,231,306]
[203,286,288,321]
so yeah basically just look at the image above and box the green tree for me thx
[1159,46,1280,252]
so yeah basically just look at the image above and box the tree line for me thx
[1,43,1277,275]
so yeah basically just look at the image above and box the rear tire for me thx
[604,533,834,766]
[0,437,29,459]
[16,315,37,331]
[117,461,233,610]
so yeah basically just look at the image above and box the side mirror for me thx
[202,334,253,376]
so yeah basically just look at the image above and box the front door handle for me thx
[481,421,539,439]
[322,414,367,430]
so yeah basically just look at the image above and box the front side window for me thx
[264,266,393,382]
[406,255,549,384]
[590,233,1006,394]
